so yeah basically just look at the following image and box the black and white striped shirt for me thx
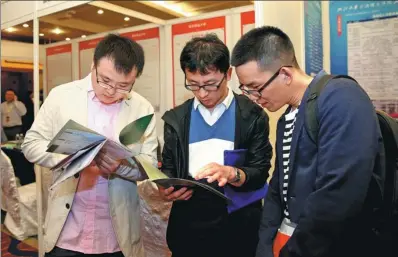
[282,107,299,219]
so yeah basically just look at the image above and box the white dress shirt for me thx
[193,87,234,126]
[1,101,27,127]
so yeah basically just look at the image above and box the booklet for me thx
[48,114,153,189]
[135,155,232,203]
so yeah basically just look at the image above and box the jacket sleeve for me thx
[280,80,381,257]
[256,149,283,257]
[237,110,273,191]
[21,88,66,168]
[161,122,177,178]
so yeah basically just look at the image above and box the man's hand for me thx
[194,162,234,187]
[94,148,122,175]
[158,186,193,202]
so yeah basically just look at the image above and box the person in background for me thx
[22,91,34,134]
[1,89,27,140]
[22,33,158,257]
[231,26,383,257]
[159,34,272,257]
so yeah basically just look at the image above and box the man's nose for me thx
[248,94,258,101]
[107,86,117,95]
[197,87,208,98]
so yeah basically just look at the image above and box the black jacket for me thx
[161,93,273,256]
[161,93,272,190]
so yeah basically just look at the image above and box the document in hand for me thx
[48,114,154,189]
[135,155,232,203]
[224,149,268,213]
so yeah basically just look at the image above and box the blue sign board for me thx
[329,1,398,75]
[304,1,323,76]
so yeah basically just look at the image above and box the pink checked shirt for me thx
[56,84,122,254]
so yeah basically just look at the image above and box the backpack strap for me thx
[376,110,398,212]
[305,74,358,145]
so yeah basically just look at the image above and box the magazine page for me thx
[50,140,106,189]
[46,119,105,155]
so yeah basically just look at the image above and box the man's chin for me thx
[201,102,216,109]
[100,97,119,105]
[260,103,280,112]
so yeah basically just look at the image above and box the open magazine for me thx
[48,114,153,189]
[135,155,232,203]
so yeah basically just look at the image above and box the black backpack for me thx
[304,74,398,250]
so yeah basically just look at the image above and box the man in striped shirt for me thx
[231,26,383,257]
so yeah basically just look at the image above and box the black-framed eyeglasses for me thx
[95,68,134,93]
[185,74,226,92]
[239,66,293,100]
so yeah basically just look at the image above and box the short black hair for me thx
[93,33,145,77]
[5,89,16,94]
[180,33,230,75]
[231,26,299,70]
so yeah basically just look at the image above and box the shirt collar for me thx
[193,87,234,110]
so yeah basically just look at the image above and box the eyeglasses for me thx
[95,68,134,93]
[239,66,293,100]
[185,74,226,92]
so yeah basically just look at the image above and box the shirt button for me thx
[66,203,70,209]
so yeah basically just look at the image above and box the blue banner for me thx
[329,1,398,75]
[304,1,323,76]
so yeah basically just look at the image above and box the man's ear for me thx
[280,67,293,85]
[90,62,94,70]
[226,67,233,81]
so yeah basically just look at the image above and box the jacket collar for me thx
[73,73,136,138]
[277,70,329,194]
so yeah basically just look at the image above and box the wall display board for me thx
[241,11,255,35]
[304,1,323,76]
[347,17,398,118]
[329,1,398,75]
[79,37,103,79]
[121,27,161,111]
[172,16,226,107]
[46,44,72,93]
[330,1,398,118]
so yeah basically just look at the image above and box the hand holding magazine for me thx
[48,114,153,189]
[135,155,232,203]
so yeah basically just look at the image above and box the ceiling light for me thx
[39,33,44,36]
[124,17,130,21]
[52,28,63,34]
[66,37,71,41]
[97,9,104,14]
[23,23,29,28]
[148,1,193,17]
[5,27,17,32]
[81,35,86,38]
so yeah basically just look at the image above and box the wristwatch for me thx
[230,167,241,183]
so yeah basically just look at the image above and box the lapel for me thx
[233,94,255,149]
[276,110,287,194]
[287,104,305,189]
[234,95,241,149]
[286,72,324,190]
[114,99,132,141]
[73,76,89,127]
